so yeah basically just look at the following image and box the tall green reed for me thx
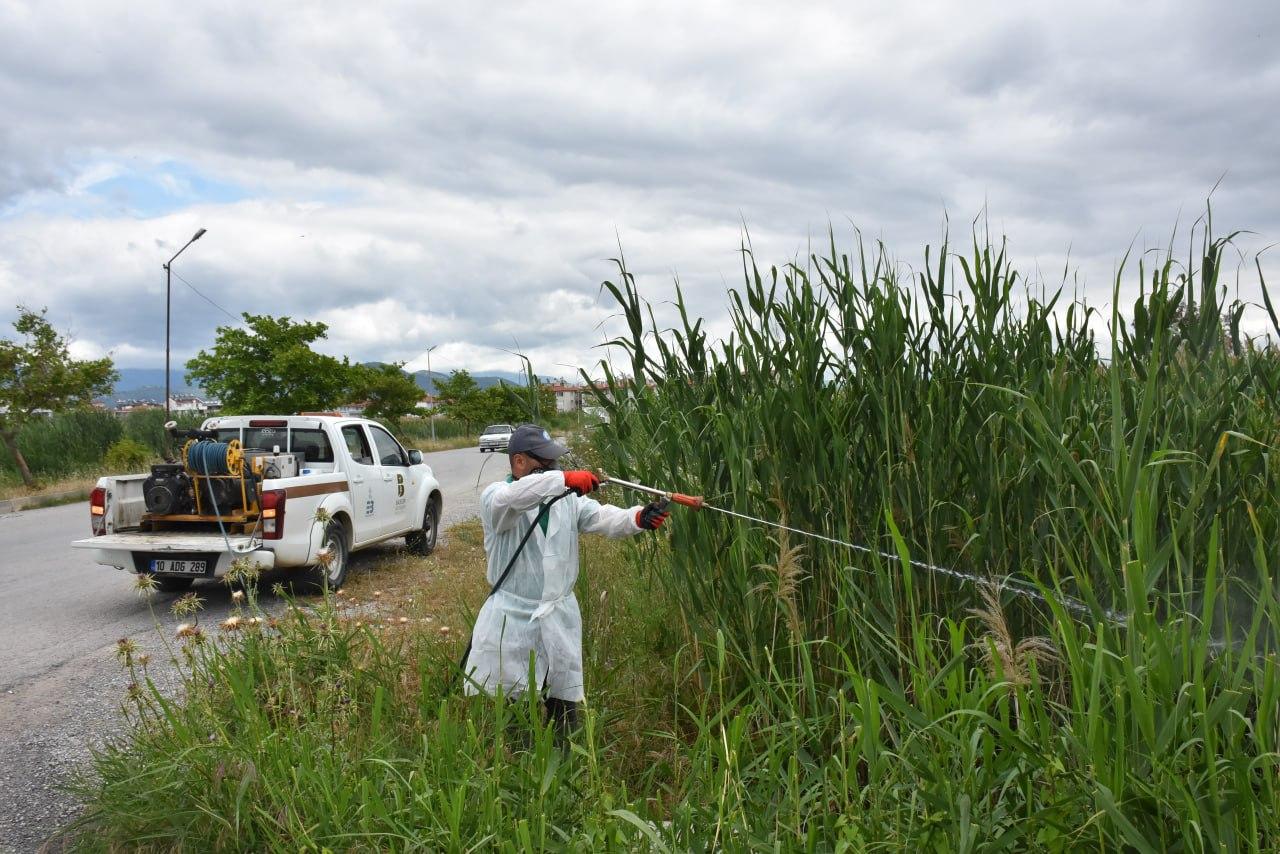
[589,220,1280,847]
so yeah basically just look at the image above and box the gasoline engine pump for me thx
[141,422,296,528]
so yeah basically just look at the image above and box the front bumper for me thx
[72,533,277,578]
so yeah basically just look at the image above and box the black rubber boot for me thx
[544,697,579,746]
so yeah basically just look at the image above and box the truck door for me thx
[367,423,415,536]
[339,424,383,545]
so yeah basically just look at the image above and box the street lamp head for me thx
[192,228,207,241]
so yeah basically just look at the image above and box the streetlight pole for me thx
[163,227,207,418]
[424,345,438,441]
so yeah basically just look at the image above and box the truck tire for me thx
[154,576,195,593]
[298,520,349,593]
[405,500,439,556]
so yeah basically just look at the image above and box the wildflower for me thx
[136,653,152,668]
[220,616,243,632]
[115,637,138,666]
[373,590,383,598]
[314,548,335,569]
[224,556,259,587]
[313,507,332,526]
[170,592,205,618]
[133,573,158,597]
[398,616,409,624]
[335,588,346,597]
[231,590,244,604]
[438,626,451,635]
[271,583,286,598]
[175,622,201,639]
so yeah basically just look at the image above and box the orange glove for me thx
[562,470,601,496]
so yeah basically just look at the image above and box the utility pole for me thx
[163,227,207,418]
[424,345,438,442]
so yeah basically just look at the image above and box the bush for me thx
[0,410,123,479]
[102,438,152,473]
[123,410,203,456]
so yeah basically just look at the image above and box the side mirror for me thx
[408,450,423,465]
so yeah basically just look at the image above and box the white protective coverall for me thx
[464,470,643,702]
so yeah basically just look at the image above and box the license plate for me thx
[149,558,208,576]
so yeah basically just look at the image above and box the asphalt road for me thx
[0,446,508,853]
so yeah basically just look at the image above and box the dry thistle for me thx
[231,589,244,604]
[115,637,138,666]
[170,592,205,618]
[220,616,243,632]
[225,556,260,587]
[175,622,202,640]
[313,507,332,526]
[133,573,158,597]
[314,548,335,569]
[136,653,152,668]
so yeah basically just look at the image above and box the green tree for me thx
[433,370,487,432]
[0,308,117,486]
[185,314,352,415]
[351,362,423,426]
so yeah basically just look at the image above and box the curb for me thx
[0,488,90,514]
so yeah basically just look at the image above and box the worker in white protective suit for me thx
[463,423,670,736]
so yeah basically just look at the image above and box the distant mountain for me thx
[406,369,555,395]
[101,365,561,405]
[99,369,203,405]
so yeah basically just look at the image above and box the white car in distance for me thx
[478,423,514,453]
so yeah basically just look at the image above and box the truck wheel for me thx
[298,521,349,593]
[154,576,195,593]
[405,501,438,556]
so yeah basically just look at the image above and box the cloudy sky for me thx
[1,0,1277,381]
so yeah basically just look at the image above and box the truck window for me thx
[243,426,287,451]
[341,425,375,465]
[369,425,408,466]
[291,428,335,463]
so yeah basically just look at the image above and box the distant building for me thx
[115,399,163,414]
[548,384,585,413]
[416,394,439,412]
[168,395,211,415]
[337,402,367,417]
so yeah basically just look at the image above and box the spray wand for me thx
[600,474,1113,621]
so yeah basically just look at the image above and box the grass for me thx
[67,217,1280,850]
[65,520,687,851]
[0,472,100,503]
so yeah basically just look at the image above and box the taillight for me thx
[260,489,286,539]
[90,487,107,536]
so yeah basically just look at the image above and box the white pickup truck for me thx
[72,415,442,592]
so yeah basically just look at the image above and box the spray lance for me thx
[600,474,1112,621]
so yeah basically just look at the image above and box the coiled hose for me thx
[187,441,235,476]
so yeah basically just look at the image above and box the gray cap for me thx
[507,423,568,460]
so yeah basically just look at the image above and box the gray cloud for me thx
[1,0,1279,376]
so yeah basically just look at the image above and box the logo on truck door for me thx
[397,474,404,497]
